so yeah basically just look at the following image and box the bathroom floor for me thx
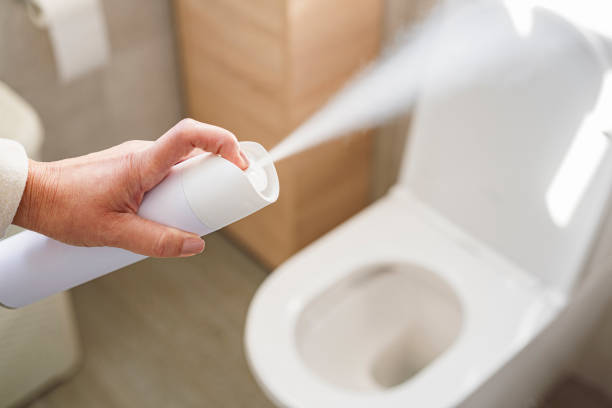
[23,233,612,408]
[26,233,274,408]
[540,377,612,408]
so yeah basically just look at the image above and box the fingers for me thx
[147,119,248,176]
[108,213,205,258]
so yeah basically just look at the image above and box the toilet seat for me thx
[245,189,565,408]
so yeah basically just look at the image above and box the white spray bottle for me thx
[0,141,279,308]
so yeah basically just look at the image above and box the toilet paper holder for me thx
[21,0,111,82]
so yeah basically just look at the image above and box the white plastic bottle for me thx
[0,142,279,308]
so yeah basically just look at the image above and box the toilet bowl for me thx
[247,191,564,407]
[246,4,612,408]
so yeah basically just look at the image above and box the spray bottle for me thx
[0,141,279,308]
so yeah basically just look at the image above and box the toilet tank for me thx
[398,4,612,293]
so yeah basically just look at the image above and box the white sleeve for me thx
[0,139,28,237]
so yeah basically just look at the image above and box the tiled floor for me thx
[27,233,274,408]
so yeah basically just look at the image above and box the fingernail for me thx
[181,237,205,256]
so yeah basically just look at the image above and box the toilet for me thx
[246,4,612,408]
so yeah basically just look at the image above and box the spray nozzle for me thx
[245,162,268,192]
[239,142,278,196]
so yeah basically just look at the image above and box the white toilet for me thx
[246,5,612,408]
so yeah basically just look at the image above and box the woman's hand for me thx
[13,119,248,258]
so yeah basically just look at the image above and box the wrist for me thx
[13,160,59,233]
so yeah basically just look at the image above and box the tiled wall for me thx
[0,0,182,160]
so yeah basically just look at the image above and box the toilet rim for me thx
[245,193,565,407]
[246,268,561,407]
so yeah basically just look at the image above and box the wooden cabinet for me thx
[174,0,382,267]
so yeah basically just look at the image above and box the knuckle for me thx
[216,130,238,153]
[172,118,199,144]
[122,140,152,151]
[120,140,140,148]
[216,126,236,141]
[177,118,197,132]
[121,151,145,197]
[152,230,179,258]
[223,131,237,144]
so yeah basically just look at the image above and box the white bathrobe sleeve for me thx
[0,139,28,237]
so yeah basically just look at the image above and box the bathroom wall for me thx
[0,0,182,161]
[0,0,426,200]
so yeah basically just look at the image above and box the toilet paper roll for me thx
[25,0,110,82]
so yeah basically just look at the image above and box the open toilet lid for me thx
[398,4,612,293]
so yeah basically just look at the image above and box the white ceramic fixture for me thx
[245,4,612,408]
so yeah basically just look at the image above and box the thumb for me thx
[108,214,205,258]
